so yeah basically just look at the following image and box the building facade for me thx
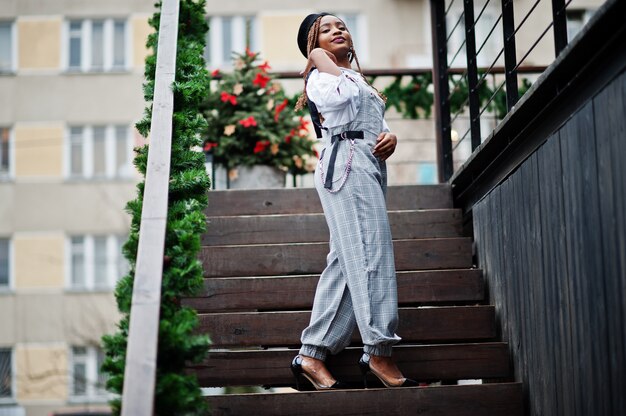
[0,0,602,415]
[0,1,152,414]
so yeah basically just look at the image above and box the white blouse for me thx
[306,68,390,135]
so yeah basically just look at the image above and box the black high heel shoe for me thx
[291,355,347,391]
[359,353,419,388]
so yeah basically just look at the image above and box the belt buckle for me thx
[340,131,348,140]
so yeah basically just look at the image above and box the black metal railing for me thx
[430,0,580,182]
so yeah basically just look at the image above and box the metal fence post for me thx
[552,0,568,56]
[463,0,482,150]
[501,0,519,111]
[430,0,453,182]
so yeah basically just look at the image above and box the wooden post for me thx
[120,0,179,415]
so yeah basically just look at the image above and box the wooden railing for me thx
[120,0,179,415]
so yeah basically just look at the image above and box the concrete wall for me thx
[0,293,119,345]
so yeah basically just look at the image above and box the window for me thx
[93,236,108,288]
[70,346,107,401]
[66,125,133,179]
[0,348,12,401]
[205,15,257,67]
[92,126,106,177]
[66,19,128,72]
[473,11,501,67]
[70,236,86,288]
[566,9,595,42]
[68,235,128,290]
[1,127,11,178]
[0,238,9,289]
[416,162,438,184]
[447,5,502,67]
[0,21,14,73]
[334,13,368,63]
[116,235,129,279]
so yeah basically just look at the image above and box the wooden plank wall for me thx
[472,69,626,416]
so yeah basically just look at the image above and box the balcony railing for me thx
[430,0,587,182]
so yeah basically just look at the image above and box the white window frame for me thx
[0,237,13,292]
[63,18,130,73]
[65,234,127,291]
[115,235,129,280]
[69,346,108,402]
[335,13,369,65]
[0,126,14,180]
[447,5,502,68]
[64,125,133,180]
[0,347,15,404]
[0,20,17,74]
[566,8,595,43]
[446,10,467,68]
[205,15,258,68]
[474,9,501,67]
[405,7,435,68]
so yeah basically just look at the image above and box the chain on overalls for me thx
[299,73,401,360]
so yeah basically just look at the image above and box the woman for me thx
[291,13,417,390]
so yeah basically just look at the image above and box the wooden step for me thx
[206,185,453,216]
[183,269,484,312]
[201,238,473,277]
[203,209,463,245]
[197,306,495,347]
[206,383,524,416]
[188,342,510,387]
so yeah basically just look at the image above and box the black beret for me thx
[297,12,330,58]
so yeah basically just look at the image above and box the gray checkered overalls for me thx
[299,73,401,360]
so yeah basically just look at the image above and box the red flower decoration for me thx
[246,47,256,58]
[253,72,271,88]
[274,99,289,122]
[203,142,218,152]
[220,91,237,105]
[285,128,296,144]
[298,116,310,134]
[253,140,270,154]
[238,116,258,128]
[258,61,271,72]
[211,69,220,77]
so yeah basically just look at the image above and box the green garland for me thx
[378,73,434,119]
[379,72,532,121]
[101,1,211,415]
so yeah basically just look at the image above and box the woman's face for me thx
[316,15,352,58]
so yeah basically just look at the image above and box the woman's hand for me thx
[373,132,397,161]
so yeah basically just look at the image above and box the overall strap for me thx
[305,69,326,139]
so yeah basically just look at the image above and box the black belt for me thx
[324,131,364,189]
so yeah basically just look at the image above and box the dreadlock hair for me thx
[294,16,386,112]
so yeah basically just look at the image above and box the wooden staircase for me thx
[183,185,523,415]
